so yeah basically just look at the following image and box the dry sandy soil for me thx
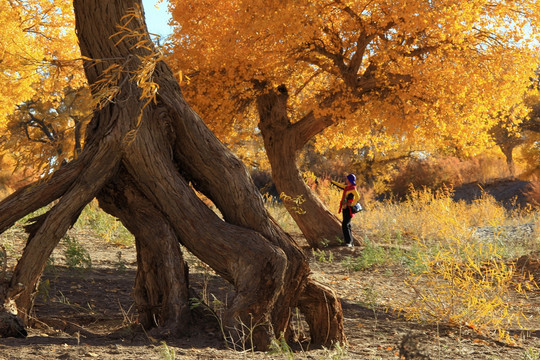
[0,224,539,360]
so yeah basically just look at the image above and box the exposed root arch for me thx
[0,0,347,349]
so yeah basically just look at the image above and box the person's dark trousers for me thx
[342,208,353,245]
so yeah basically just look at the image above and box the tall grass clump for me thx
[402,233,537,344]
[359,186,511,246]
[264,194,301,234]
[63,235,92,271]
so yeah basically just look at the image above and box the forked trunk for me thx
[256,86,346,247]
[0,0,346,348]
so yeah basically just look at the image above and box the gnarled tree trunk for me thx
[97,172,190,336]
[0,0,346,349]
[256,84,349,248]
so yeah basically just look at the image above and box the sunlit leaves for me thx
[0,1,167,183]
[2,86,93,179]
[168,0,540,161]
[0,0,85,112]
[0,1,43,124]
[0,1,86,180]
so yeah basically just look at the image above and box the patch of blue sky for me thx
[142,0,173,39]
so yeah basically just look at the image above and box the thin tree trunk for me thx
[500,144,516,178]
[256,85,346,247]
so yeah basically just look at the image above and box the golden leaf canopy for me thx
[168,0,540,156]
[0,1,84,124]
[0,1,86,180]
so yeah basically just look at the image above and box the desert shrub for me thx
[342,240,387,271]
[459,153,514,183]
[157,341,176,360]
[359,187,508,246]
[312,248,334,263]
[403,234,537,344]
[390,157,461,197]
[63,235,92,270]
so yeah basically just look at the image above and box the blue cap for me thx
[347,174,356,185]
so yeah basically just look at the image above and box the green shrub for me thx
[63,235,92,270]
[342,240,387,271]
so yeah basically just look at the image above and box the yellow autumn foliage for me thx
[0,1,86,178]
[0,1,84,123]
[168,0,540,161]
[0,2,42,124]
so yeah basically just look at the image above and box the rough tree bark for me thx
[97,173,191,336]
[256,84,350,248]
[0,0,346,349]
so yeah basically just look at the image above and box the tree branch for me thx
[0,150,89,234]
[290,111,334,148]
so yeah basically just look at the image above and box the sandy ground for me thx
[0,224,538,360]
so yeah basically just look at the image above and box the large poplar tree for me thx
[0,0,345,349]
[168,0,540,247]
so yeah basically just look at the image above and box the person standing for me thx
[331,174,360,247]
